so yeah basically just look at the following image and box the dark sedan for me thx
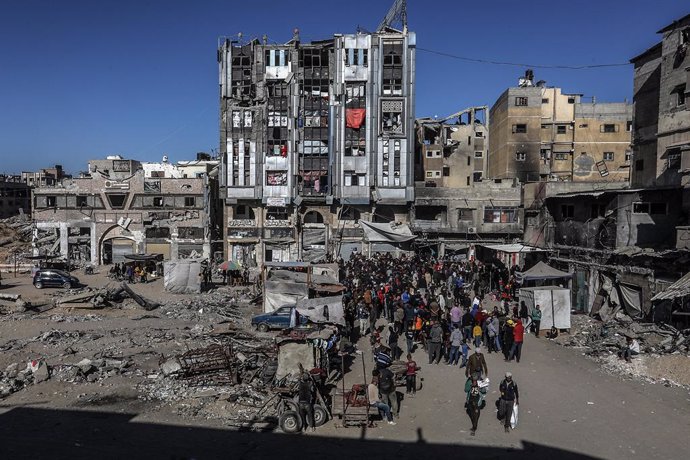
[251,306,306,332]
[33,270,80,289]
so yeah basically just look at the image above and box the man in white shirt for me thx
[368,373,396,425]
[618,336,640,362]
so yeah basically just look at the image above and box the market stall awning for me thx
[516,261,573,283]
[124,253,164,261]
[652,272,690,301]
[360,221,417,243]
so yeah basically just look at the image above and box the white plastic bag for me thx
[510,402,519,429]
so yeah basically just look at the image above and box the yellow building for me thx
[489,72,631,183]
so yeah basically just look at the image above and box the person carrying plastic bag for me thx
[498,371,519,433]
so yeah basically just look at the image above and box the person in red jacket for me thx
[509,320,525,363]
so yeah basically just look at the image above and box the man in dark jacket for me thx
[297,373,315,432]
[465,346,488,379]
[499,371,519,433]
[428,320,443,364]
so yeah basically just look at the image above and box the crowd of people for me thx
[338,252,536,434]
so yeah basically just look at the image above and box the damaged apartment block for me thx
[219,3,416,265]
[31,156,217,266]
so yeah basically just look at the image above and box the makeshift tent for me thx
[295,295,345,326]
[515,261,572,283]
[164,259,202,294]
[360,221,416,244]
[590,272,645,320]
[519,286,571,330]
[276,327,337,379]
[264,280,309,313]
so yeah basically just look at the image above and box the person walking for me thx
[450,303,462,330]
[428,320,443,364]
[405,353,420,396]
[465,347,488,380]
[519,301,529,329]
[472,322,483,348]
[502,320,515,361]
[448,324,463,365]
[368,372,395,425]
[465,376,484,436]
[499,372,519,433]
[460,339,470,368]
[357,302,370,337]
[387,323,400,360]
[531,305,542,337]
[509,320,525,363]
[462,308,474,342]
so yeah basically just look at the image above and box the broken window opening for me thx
[515,97,528,106]
[512,124,527,134]
[266,171,288,186]
[600,124,618,133]
[106,193,128,209]
[345,48,368,67]
[484,206,518,223]
[381,99,404,135]
[560,204,575,219]
[266,207,289,221]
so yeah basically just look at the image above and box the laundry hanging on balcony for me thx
[346,108,366,129]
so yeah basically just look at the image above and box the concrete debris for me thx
[553,313,690,388]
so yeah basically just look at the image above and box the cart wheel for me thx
[313,405,328,427]
[416,377,423,391]
[278,410,302,433]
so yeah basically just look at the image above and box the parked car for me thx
[33,270,80,289]
[251,305,306,332]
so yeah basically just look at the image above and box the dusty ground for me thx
[1,273,690,459]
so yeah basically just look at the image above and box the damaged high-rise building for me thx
[218,6,416,265]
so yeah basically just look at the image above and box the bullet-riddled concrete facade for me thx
[31,157,214,265]
[218,26,416,265]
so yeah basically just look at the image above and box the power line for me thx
[417,47,631,70]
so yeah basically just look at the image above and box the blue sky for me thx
[0,0,687,174]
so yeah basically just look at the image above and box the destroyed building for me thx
[0,175,30,219]
[31,156,218,265]
[218,4,416,265]
[415,106,489,186]
[488,72,633,183]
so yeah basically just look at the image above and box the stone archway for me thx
[99,225,138,265]
[303,210,325,224]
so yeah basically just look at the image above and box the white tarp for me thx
[519,286,571,330]
[360,221,417,244]
[264,280,308,313]
[163,259,202,294]
[295,295,345,325]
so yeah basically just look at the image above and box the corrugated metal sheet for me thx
[652,272,690,301]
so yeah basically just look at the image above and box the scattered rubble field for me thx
[554,313,690,388]
[0,270,272,428]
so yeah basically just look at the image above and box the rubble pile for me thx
[0,215,57,265]
[556,312,690,355]
[158,287,254,324]
[555,312,690,387]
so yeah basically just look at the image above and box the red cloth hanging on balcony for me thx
[346,108,366,129]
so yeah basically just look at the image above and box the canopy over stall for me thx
[360,221,417,244]
[515,261,573,283]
